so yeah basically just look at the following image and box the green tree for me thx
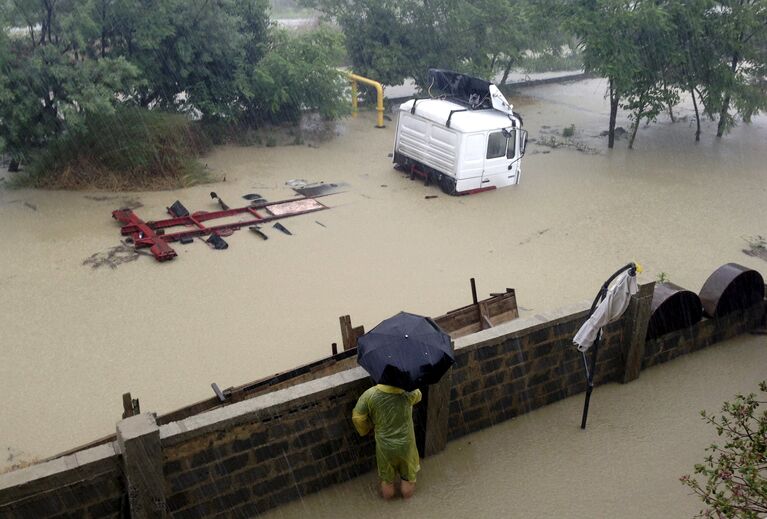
[705,0,767,137]
[619,3,678,149]
[667,0,714,142]
[0,0,137,167]
[568,0,640,148]
[681,382,767,518]
[304,0,567,88]
[568,0,683,149]
[241,26,349,124]
[94,0,259,118]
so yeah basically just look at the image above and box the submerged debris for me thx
[293,182,348,197]
[83,242,150,269]
[742,235,767,262]
[273,222,292,235]
[6,199,38,211]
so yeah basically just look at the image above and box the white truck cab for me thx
[392,70,527,195]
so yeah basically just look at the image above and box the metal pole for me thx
[348,73,385,128]
[580,333,600,429]
[579,262,637,430]
[351,80,358,118]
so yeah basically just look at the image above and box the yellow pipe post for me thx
[351,79,358,117]
[348,73,385,128]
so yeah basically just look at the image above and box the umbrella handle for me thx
[580,262,636,430]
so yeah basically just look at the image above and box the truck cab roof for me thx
[398,98,520,133]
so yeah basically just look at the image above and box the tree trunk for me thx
[690,85,701,142]
[663,78,674,122]
[608,79,619,149]
[500,58,513,86]
[717,94,732,137]
[629,96,644,149]
[44,0,54,45]
[100,0,107,58]
[629,115,641,149]
[717,52,739,137]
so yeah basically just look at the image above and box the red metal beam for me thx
[113,196,331,262]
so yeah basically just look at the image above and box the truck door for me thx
[481,131,512,188]
[482,129,527,187]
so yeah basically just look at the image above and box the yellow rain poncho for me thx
[352,385,422,483]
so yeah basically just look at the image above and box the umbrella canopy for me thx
[357,311,454,392]
[573,270,638,352]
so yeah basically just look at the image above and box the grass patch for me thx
[562,124,575,138]
[12,108,212,191]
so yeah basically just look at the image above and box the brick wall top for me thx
[0,441,120,504]
[454,300,591,351]
[160,301,597,448]
[160,366,371,447]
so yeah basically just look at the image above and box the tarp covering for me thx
[428,69,493,109]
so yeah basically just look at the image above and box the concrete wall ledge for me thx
[0,442,120,503]
[160,366,370,446]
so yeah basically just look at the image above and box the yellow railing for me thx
[348,73,385,128]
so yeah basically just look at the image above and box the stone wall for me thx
[0,283,763,518]
[643,302,765,369]
[0,443,124,518]
[446,302,625,440]
[159,370,375,518]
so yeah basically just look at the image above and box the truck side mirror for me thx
[519,129,528,156]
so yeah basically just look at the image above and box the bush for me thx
[681,381,767,518]
[13,109,211,191]
[562,124,576,137]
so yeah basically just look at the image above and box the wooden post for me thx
[478,301,493,330]
[340,315,365,350]
[122,392,140,419]
[340,315,353,350]
[423,362,453,456]
[621,282,655,383]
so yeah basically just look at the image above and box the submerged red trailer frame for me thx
[113,195,330,262]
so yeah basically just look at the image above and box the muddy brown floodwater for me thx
[0,77,764,489]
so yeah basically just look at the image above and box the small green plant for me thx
[681,381,767,518]
[265,136,277,147]
[562,124,576,138]
[657,272,670,284]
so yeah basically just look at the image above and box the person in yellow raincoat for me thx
[352,384,422,499]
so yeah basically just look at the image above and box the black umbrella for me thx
[357,311,454,392]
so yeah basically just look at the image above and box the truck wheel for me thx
[439,175,457,196]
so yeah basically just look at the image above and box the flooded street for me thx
[0,78,765,477]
